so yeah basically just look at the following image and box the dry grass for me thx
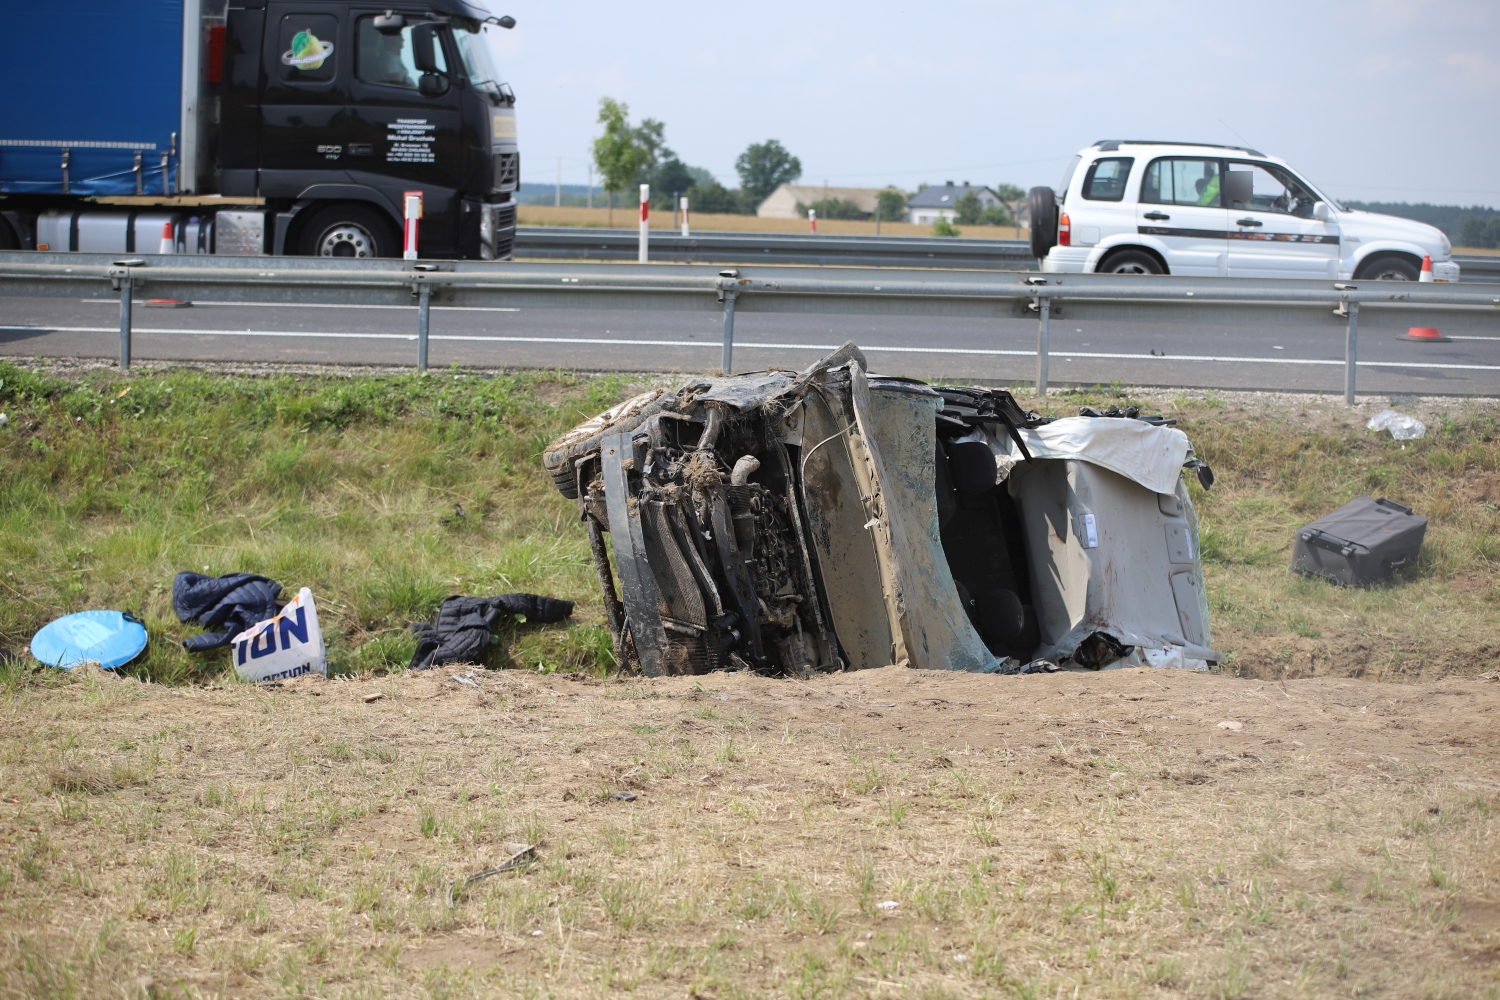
[1,664,1497,999]
[515,205,1027,240]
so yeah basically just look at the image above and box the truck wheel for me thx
[1027,186,1057,259]
[298,205,398,258]
[1098,249,1164,275]
[1355,255,1419,281]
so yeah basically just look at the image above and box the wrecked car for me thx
[543,343,1220,677]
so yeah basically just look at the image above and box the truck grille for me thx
[492,152,519,192]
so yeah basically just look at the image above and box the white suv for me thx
[1032,141,1459,282]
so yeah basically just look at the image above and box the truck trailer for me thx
[0,0,519,260]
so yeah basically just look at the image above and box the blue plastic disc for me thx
[31,610,148,670]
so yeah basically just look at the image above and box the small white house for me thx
[907,181,1002,225]
[757,184,889,219]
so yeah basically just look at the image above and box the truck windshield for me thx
[453,28,502,92]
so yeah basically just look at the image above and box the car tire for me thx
[1355,255,1420,282]
[1098,249,1165,275]
[542,389,674,499]
[297,204,399,259]
[1028,186,1057,260]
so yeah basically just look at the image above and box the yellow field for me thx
[516,205,1028,241]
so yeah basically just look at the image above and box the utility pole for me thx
[555,157,561,207]
[587,162,593,209]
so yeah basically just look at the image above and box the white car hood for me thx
[1337,209,1446,252]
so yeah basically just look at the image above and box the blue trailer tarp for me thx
[0,0,184,195]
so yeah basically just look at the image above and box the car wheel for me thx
[1356,255,1419,281]
[296,204,398,258]
[1098,249,1164,275]
[1028,186,1057,259]
[542,389,674,499]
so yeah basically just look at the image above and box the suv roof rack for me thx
[1093,139,1265,157]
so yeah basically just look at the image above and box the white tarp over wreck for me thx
[988,416,1192,495]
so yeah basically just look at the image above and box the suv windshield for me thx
[452,27,502,92]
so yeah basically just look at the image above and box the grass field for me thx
[1,360,1499,997]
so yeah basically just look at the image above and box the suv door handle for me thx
[1235,217,1263,227]
[1143,211,1170,220]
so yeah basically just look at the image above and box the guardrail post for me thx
[1035,295,1051,397]
[109,259,145,370]
[1344,298,1359,406]
[417,283,431,372]
[720,289,738,374]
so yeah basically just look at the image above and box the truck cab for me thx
[0,0,518,260]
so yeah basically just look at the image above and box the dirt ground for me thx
[4,664,1498,999]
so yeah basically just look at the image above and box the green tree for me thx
[933,216,961,237]
[978,203,1013,227]
[954,190,983,225]
[735,139,802,206]
[876,188,907,223]
[690,182,750,215]
[650,157,697,209]
[993,183,1025,203]
[592,97,661,225]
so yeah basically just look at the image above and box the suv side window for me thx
[356,16,448,90]
[1226,163,1320,218]
[1141,158,1223,207]
[1080,158,1133,201]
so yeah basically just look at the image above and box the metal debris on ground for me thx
[445,843,539,906]
[612,791,638,801]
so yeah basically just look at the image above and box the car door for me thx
[1135,157,1229,276]
[1225,162,1341,278]
[346,11,466,254]
[259,6,349,194]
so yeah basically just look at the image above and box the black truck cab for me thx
[221,0,516,258]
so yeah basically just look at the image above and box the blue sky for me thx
[484,0,1500,206]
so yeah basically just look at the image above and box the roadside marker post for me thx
[680,196,690,238]
[403,190,423,260]
[809,208,817,234]
[639,184,650,263]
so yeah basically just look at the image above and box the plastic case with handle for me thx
[1290,496,1426,586]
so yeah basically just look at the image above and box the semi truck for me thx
[0,0,519,260]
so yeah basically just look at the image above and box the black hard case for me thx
[1290,496,1426,586]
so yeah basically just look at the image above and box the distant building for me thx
[907,181,1002,225]
[757,184,890,219]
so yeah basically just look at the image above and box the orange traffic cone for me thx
[1402,326,1449,343]
[158,221,175,255]
[1419,255,1434,282]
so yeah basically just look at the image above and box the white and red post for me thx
[680,195,690,238]
[808,208,817,234]
[403,190,423,260]
[639,184,650,263]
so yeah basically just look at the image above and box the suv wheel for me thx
[297,204,399,258]
[1098,249,1164,275]
[1027,186,1057,259]
[1355,255,1419,281]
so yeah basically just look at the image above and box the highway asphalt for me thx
[3,293,1499,395]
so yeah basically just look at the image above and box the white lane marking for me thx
[81,300,519,313]
[1449,335,1500,341]
[7,325,1500,372]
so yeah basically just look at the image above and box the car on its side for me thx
[1030,141,1458,282]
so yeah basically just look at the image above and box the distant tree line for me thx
[591,98,802,217]
[1343,201,1500,247]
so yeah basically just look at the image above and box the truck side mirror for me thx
[372,10,405,34]
[496,15,516,28]
[1313,201,1331,222]
[418,72,448,97]
[411,23,441,73]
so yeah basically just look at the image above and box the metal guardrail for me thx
[1,252,1496,403]
[512,225,1500,283]
[514,227,1041,269]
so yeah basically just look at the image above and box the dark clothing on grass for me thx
[409,594,574,671]
[172,572,283,653]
